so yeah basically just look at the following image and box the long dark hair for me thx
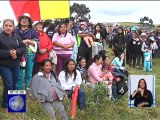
[58,22,67,37]
[41,59,59,82]
[117,26,124,37]
[94,24,102,33]
[137,79,149,98]
[117,52,125,62]
[93,55,102,62]
[98,50,108,61]
[77,56,86,67]
[64,59,77,81]
[41,59,53,67]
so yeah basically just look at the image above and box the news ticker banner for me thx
[8,90,26,112]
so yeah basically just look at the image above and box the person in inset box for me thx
[78,22,95,48]
[130,79,153,107]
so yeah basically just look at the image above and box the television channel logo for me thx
[8,90,26,112]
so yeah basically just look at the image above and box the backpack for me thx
[116,80,128,95]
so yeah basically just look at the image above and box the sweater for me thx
[29,72,66,102]
[0,32,26,67]
[15,28,39,54]
[127,38,142,54]
[112,57,124,67]
[88,62,105,83]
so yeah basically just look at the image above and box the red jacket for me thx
[35,32,53,63]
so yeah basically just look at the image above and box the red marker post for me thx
[71,86,80,118]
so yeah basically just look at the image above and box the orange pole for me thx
[71,86,80,118]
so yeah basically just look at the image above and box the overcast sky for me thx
[70,1,160,24]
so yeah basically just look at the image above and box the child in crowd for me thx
[149,36,158,54]
[77,56,88,83]
[78,22,95,48]
[141,38,153,71]
[143,50,152,72]
[102,65,113,99]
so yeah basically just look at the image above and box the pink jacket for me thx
[88,62,105,84]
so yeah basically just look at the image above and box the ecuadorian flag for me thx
[0,0,70,25]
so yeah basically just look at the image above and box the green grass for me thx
[0,46,160,120]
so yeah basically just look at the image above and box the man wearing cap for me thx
[15,13,39,90]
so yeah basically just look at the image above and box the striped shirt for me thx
[52,33,75,54]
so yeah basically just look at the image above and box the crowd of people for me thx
[0,13,158,118]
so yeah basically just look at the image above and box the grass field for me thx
[0,45,160,120]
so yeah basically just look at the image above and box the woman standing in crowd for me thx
[94,24,103,43]
[130,79,153,107]
[58,59,86,111]
[29,59,68,120]
[32,21,53,76]
[139,33,147,66]
[92,24,105,57]
[112,26,125,57]
[52,23,75,75]
[154,32,160,58]
[0,19,25,113]
[67,20,78,62]
[127,32,142,67]
[15,13,39,90]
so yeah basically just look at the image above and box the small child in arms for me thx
[102,65,113,99]
[78,22,95,48]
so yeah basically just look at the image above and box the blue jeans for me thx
[0,64,20,108]
[113,68,126,77]
[112,81,118,99]
[144,61,151,72]
[67,89,86,110]
[17,54,35,89]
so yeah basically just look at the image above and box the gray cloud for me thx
[97,9,137,16]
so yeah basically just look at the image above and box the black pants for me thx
[78,46,92,68]
[126,48,129,64]
[129,52,141,67]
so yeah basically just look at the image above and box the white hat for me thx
[141,33,146,36]
[149,36,155,41]
[18,13,33,24]
[80,22,87,26]
[32,21,43,27]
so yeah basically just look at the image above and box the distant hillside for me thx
[117,22,139,27]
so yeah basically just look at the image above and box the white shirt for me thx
[96,33,101,39]
[58,70,82,90]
